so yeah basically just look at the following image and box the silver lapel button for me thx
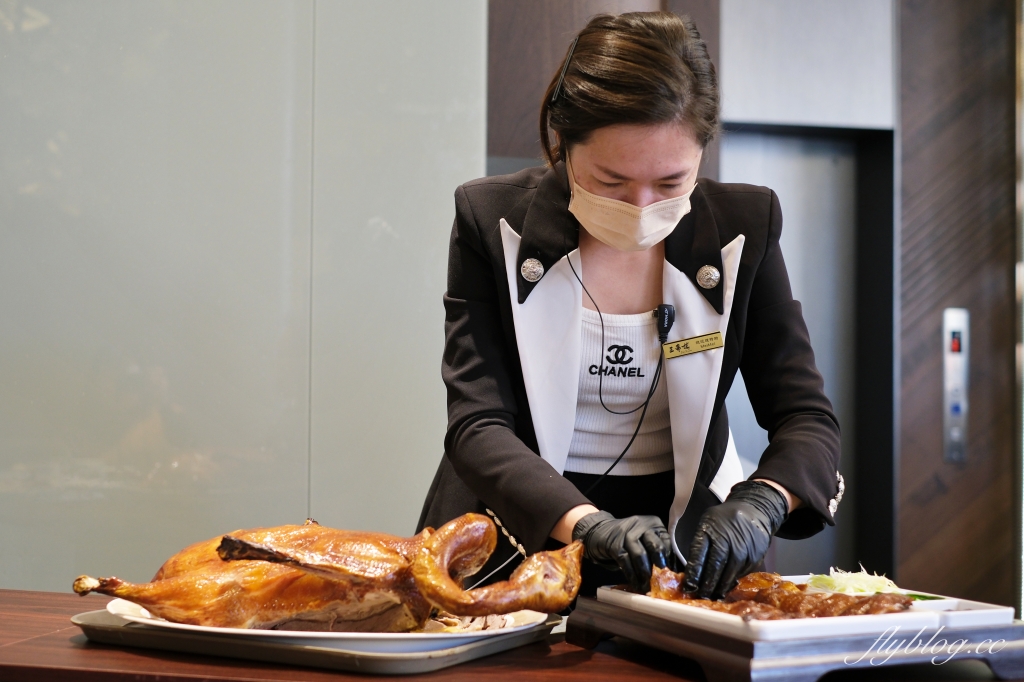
[696,265,721,289]
[521,258,544,283]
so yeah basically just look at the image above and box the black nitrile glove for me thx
[683,480,788,599]
[572,511,672,593]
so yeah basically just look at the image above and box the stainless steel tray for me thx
[73,609,559,675]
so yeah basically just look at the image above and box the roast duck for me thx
[73,513,583,633]
[649,567,912,619]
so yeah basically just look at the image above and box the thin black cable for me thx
[564,238,659,416]
[474,240,669,588]
[563,236,666,497]
[582,356,663,498]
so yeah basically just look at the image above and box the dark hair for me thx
[540,12,719,167]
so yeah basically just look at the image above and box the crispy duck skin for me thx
[73,513,583,632]
[648,568,913,619]
[647,567,791,619]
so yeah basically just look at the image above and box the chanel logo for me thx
[605,345,634,365]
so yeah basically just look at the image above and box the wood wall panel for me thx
[665,0,721,180]
[898,0,1016,604]
[489,0,661,161]
[488,0,720,179]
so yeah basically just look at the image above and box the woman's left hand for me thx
[683,480,789,599]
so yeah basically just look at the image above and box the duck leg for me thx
[411,514,583,616]
[72,565,304,627]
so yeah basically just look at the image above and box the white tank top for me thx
[563,307,673,476]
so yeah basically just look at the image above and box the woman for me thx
[418,11,842,599]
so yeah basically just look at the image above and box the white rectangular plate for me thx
[938,599,1015,628]
[596,588,940,642]
[598,574,1016,640]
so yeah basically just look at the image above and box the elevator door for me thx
[719,131,857,574]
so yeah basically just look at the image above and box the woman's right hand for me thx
[572,511,672,592]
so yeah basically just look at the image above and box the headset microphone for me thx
[655,304,675,344]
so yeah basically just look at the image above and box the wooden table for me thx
[0,589,1013,681]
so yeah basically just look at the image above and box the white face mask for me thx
[566,154,697,252]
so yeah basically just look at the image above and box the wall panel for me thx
[720,0,894,129]
[308,1,487,534]
[897,0,1016,604]
[0,0,314,590]
[664,0,721,180]
[487,0,660,166]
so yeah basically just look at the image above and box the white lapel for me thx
[663,235,745,559]
[499,218,582,473]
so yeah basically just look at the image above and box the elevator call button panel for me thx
[943,308,969,464]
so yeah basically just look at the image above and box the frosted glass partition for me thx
[308,2,487,534]
[720,132,856,574]
[0,0,486,591]
[0,0,314,590]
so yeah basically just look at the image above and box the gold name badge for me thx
[663,331,724,359]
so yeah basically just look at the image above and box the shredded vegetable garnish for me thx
[804,566,901,595]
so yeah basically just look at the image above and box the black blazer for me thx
[418,161,842,559]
